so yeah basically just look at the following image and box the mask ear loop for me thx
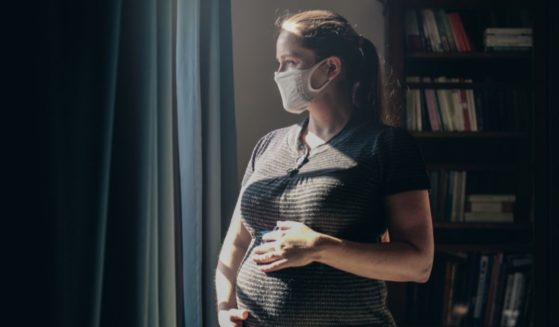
[307,58,332,93]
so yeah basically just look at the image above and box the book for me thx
[463,212,514,223]
[485,28,533,35]
[434,9,451,52]
[500,273,516,326]
[467,194,516,202]
[448,13,472,51]
[442,261,457,325]
[473,255,492,326]
[421,9,443,52]
[405,11,423,51]
[465,201,514,213]
[484,253,504,326]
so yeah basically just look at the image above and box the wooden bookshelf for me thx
[384,0,540,326]
[406,51,532,60]
[411,131,528,138]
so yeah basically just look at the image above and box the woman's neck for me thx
[300,109,354,152]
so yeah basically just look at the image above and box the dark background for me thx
[3,0,557,326]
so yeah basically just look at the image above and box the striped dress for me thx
[233,110,431,326]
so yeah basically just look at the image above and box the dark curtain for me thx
[5,0,241,326]
[45,0,178,326]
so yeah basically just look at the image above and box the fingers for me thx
[276,220,297,230]
[252,250,282,264]
[230,308,249,321]
[258,258,289,272]
[261,230,284,242]
[218,309,249,327]
[253,242,276,254]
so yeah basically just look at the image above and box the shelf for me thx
[410,131,528,139]
[387,0,541,325]
[404,81,530,89]
[433,221,532,244]
[435,243,532,252]
[403,0,533,10]
[406,52,531,60]
[425,162,519,171]
[434,222,531,230]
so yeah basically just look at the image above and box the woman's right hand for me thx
[218,308,250,327]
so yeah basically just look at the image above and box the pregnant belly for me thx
[235,244,395,326]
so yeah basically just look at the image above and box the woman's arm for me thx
[253,189,434,283]
[316,189,434,282]
[215,213,252,311]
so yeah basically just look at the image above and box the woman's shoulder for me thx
[359,123,419,158]
[250,121,299,157]
[373,123,416,145]
[255,123,295,146]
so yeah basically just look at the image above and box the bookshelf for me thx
[384,0,542,326]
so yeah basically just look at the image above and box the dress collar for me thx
[286,108,369,156]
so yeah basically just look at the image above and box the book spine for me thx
[441,10,458,52]
[446,171,454,221]
[484,253,504,327]
[499,273,515,327]
[405,10,423,51]
[485,27,533,35]
[468,201,514,213]
[448,13,466,52]
[465,89,478,131]
[467,194,516,202]
[442,261,455,325]
[451,89,465,131]
[406,89,414,130]
[424,9,443,52]
[420,10,434,52]
[454,13,472,51]
[473,255,489,326]
[451,171,459,222]
[474,91,484,131]
[434,9,451,52]
[458,171,467,222]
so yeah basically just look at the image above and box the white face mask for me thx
[273,58,332,114]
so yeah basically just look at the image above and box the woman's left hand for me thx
[252,220,323,272]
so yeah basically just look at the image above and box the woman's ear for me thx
[326,56,343,78]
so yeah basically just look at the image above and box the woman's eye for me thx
[276,59,298,72]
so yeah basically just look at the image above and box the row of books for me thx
[428,170,516,222]
[406,76,479,132]
[405,9,533,53]
[405,9,473,52]
[438,251,533,327]
[405,76,530,132]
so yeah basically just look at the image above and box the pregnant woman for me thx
[216,9,434,326]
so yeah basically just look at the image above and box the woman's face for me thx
[275,30,333,89]
[275,30,315,72]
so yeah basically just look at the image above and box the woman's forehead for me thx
[276,31,314,60]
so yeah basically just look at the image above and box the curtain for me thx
[47,0,237,325]
[49,0,178,325]
[176,0,239,326]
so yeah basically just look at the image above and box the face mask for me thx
[273,58,332,114]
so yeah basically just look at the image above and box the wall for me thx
[231,0,386,183]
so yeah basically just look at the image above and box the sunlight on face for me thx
[275,30,315,72]
[281,21,302,36]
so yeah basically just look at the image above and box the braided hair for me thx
[274,9,401,126]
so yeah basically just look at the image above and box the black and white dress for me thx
[233,109,431,326]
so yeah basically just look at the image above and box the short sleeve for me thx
[239,130,275,189]
[377,126,431,196]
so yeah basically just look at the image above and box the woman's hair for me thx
[274,9,401,126]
